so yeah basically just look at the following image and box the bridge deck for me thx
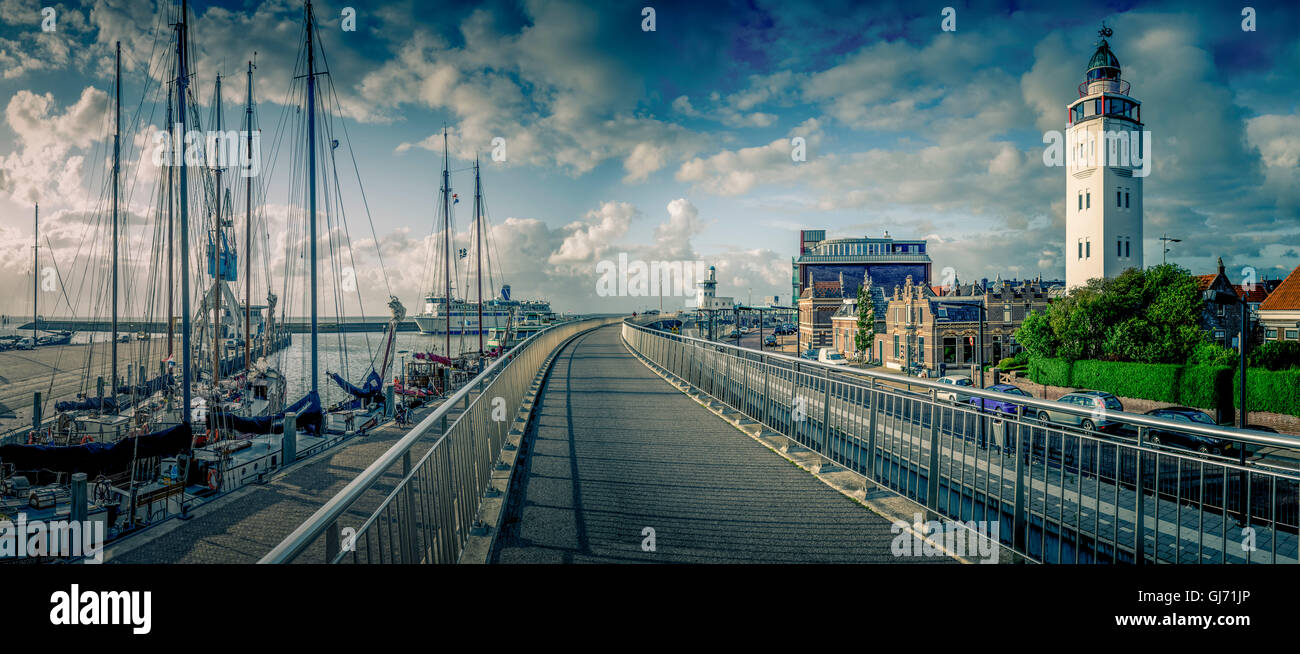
[493,324,946,563]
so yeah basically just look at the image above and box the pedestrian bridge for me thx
[260,316,1300,564]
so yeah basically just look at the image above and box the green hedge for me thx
[1232,368,1300,416]
[1177,365,1235,412]
[1071,360,1182,403]
[1029,357,1071,387]
[1027,358,1299,417]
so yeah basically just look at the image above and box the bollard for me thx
[283,411,298,465]
[32,391,42,435]
[70,472,88,523]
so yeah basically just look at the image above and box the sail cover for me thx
[329,369,383,403]
[55,397,120,413]
[0,422,192,477]
[210,391,322,435]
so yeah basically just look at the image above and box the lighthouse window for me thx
[1077,193,1083,211]
[1125,239,1130,258]
[1078,240,1083,259]
[1125,192,1130,208]
[1117,239,1122,257]
[1086,191,1090,209]
[1117,191,1122,207]
[1086,240,1091,258]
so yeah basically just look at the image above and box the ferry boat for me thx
[413,288,553,335]
[485,305,569,348]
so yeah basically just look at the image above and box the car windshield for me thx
[954,378,972,386]
[826,353,844,360]
[1183,411,1215,424]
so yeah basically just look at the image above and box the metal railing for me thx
[623,321,1300,564]
[259,316,621,563]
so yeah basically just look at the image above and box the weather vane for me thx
[1099,24,1113,39]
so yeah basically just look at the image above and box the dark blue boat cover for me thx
[0,422,192,477]
[209,391,322,435]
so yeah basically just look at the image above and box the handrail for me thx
[259,316,612,563]
[624,320,1300,451]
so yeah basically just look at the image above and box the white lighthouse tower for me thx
[1065,26,1144,289]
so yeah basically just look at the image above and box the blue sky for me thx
[1,0,1297,319]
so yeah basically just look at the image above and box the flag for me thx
[331,139,339,149]
[452,193,459,204]
[458,248,468,259]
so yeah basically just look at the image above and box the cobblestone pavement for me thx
[111,402,462,564]
[494,324,951,563]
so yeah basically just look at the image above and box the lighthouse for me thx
[1065,26,1144,289]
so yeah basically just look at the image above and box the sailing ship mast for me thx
[177,0,193,426]
[166,82,174,359]
[306,0,319,396]
[212,73,224,387]
[442,128,451,359]
[32,204,37,346]
[475,157,483,357]
[111,40,121,413]
[244,57,255,372]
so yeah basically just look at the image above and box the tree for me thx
[855,284,874,361]
[1014,264,1208,364]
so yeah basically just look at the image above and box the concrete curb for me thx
[621,333,1028,565]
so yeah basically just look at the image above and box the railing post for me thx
[1134,426,1147,564]
[821,367,832,458]
[401,449,416,563]
[325,519,340,563]
[1012,422,1026,552]
[925,389,941,515]
[866,379,877,481]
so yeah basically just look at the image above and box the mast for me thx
[166,83,174,358]
[442,128,451,360]
[475,157,483,356]
[306,0,319,396]
[244,58,254,373]
[178,0,193,427]
[212,73,223,388]
[111,41,121,413]
[32,203,37,346]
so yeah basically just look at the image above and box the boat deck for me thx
[106,398,468,563]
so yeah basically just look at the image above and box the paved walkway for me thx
[110,401,456,564]
[494,324,946,563]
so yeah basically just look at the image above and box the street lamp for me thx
[1160,233,1182,265]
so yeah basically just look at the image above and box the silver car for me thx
[1032,390,1125,433]
[935,375,973,402]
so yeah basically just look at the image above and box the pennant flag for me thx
[452,193,459,204]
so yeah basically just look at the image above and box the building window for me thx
[1117,190,1122,207]
[1265,328,1278,340]
[1216,304,1225,317]
[1288,329,1300,340]
[1078,193,1082,211]
[1124,239,1130,258]
[1125,192,1130,208]
[917,337,924,359]
[1117,239,1123,257]
[1078,240,1083,259]
[1086,191,1090,209]
[1085,240,1091,258]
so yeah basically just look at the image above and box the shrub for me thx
[1233,368,1300,416]
[1177,365,1234,412]
[1071,360,1181,403]
[1190,342,1237,368]
[997,357,1018,369]
[1028,357,1071,387]
[1248,340,1300,371]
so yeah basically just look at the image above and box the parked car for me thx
[16,337,35,350]
[800,349,819,360]
[969,383,1032,417]
[764,334,778,347]
[1031,390,1124,433]
[727,328,742,339]
[817,348,848,365]
[934,375,973,402]
[1143,407,1237,455]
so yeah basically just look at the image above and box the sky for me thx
[0,0,1297,321]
